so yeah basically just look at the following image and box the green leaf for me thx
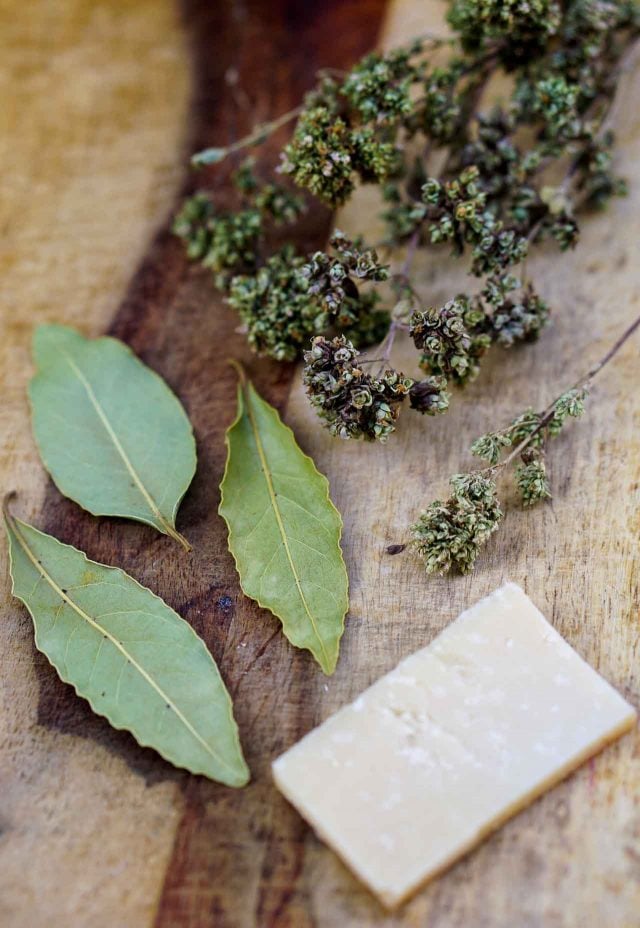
[4,500,249,787]
[29,324,196,550]
[219,367,348,675]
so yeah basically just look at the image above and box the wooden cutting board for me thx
[1,1,638,926]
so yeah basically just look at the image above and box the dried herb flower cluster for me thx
[173,160,392,361]
[303,336,413,441]
[174,2,639,574]
[175,0,638,446]
[411,473,503,575]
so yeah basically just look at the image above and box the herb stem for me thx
[483,310,640,474]
[191,105,304,167]
[400,227,421,281]
[580,308,640,385]
[372,322,400,375]
[376,228,423,374]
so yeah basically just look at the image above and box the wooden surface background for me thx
[1,1,639,926]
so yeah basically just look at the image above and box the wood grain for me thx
[0,1,191,925]
[1,0,639,926]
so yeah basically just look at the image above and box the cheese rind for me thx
[272,583,636,908]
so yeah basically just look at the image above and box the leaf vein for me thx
[56,344,180,544]
[275,494,335,535]
[242,389,331,669]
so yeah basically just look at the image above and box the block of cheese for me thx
[272,583,636,908]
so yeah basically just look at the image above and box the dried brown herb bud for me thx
[408,376,450,415]
[303,335,413,441]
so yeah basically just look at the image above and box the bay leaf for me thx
[4,500,249,787]
[219,368,348,675]
[29,324,196,550]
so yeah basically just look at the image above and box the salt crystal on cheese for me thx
[272,583,636,908]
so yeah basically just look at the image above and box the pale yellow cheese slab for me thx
[272,583,636,908]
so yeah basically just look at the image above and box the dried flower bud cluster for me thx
[411,473,503,574]
[516,451,551,506]
[342,47,417,125]
[488,287,549,346]
[300,230,389,314]
[228,248,326,362]
[172,194,262,288]
[548,388,586,433]
[449,0,561,55]
[420,60,467,144]
[468,386,587,509]
[421,166,529,277]
[176,0,637,455]
[174,165,394,362]
[410,297,491,386]
[303,336,413,441]
[279,106,397,206]
[408,376,450,415]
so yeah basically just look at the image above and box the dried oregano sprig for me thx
[176,0,639,440]
[228,248,327,361]
[407,313,640,573]
[409,383,588,575]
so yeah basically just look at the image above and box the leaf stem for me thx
[228,357,248,386]
[374,228,422,374]
[159,518,192,552]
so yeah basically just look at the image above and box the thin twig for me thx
[373,321,401,374]
[399,227,421,281]
[481,310,640,474]
[191,105,304,167]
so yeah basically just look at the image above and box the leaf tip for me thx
[203,749,250,788]
[231,764,251,789]
[320,649,339,676]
